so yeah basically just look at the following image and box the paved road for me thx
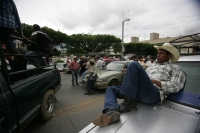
[21,72,107,133]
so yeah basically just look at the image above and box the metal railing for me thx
[0,35,56,84]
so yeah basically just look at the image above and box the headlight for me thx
[99,78,104,82]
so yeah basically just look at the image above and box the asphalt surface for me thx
[21,70,107,133]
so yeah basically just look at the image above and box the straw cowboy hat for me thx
[81,55,85,58]
[90,59,95,63]
[154,43,180,62]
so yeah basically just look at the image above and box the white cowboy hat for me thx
[90,59,95,63]
[154,43,180,62]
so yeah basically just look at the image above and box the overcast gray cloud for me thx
[15,0,200,42]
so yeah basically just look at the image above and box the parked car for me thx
[83,61,130,89]
[80,33,200,133]
[63,64,71,73]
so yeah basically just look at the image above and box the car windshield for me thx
[174,62,200,95]
[106,62,124,71]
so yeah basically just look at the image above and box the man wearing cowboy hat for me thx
[79,55,87,76]
[92,43,186,127]
[68,56,80,87]
[84,59,97,95]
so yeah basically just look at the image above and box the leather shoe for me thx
[119,96,137,112]
[92,109,120,127]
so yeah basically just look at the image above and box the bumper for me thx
[83,78,108,89]
[93,82,108,89]
[63,67,70,72]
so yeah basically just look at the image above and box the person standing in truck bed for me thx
[0,0,26,54]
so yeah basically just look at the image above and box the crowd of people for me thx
[65,54,158,96]
[66,55,106,95]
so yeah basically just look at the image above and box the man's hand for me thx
[122,68,126,75]
[18,30,28,41]
[151,79,161,88]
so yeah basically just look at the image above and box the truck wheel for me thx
[40,90,55,121]
[108,79,119,86]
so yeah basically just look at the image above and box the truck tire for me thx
[40,90,55,121]
[108,79,119,86]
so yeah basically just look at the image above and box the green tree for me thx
[53,48,61,56]
[22,23,33,37]
[124,42,162,56]
[66,34,121,55]
[112,43,122,54]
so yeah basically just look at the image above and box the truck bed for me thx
[80,101,200,133]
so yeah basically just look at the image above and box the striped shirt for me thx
[146,61,186,100]
[0,0,22,30]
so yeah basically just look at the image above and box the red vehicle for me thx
[102,57,117,66]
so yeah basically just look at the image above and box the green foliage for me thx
[54,59,64,63]
[112,43,122,54]
[67,34,121,55]
[22,23,33,37]
[53,48,61,56]
[124,42,162,56]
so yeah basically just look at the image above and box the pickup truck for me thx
[80,33,200,133]
[0,36,61,133]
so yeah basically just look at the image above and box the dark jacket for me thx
[29,31,53,56]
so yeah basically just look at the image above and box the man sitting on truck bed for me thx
[24,24,53,67]
[92,43,186,127]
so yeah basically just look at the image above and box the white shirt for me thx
[146,61,154,66]
[96,59,103,70]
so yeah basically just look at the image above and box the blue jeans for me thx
[71,70,78,85]
[103,61,160,112]
[24,51,48,67]
[86,73,94,90]
[81,71,87,82]
[0,27,15,51]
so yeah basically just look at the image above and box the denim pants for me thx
[103,61,160,112]
[0,27,15,51]
[81,71,87,82]
[71,70,78,85]
[24,51,48,67]
[86,73,94,90]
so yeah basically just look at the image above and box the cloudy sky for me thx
[15,0,200,42]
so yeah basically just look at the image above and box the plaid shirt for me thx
[0,0,22,30]
[146,61,186,94]
[68,60,79,71]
